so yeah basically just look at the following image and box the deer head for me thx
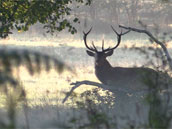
[83,26,130,66]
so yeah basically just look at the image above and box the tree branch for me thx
[62,80,105,103]
[119,25,172,70]
[62,80,148,103]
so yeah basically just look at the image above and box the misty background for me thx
[8,0,172,40]
[3,0,171,69]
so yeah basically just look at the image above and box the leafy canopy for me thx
[0,0,92,38]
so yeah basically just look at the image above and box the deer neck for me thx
[94,59,113,84]
[95,59,112,69]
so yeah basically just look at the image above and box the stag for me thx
[83,27,169,91]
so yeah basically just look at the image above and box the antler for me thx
[102,26,130,52]
[102,39,104,51]
[83,27,97,52]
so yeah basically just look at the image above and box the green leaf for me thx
[73,18,79,23]
[0,0,92,38]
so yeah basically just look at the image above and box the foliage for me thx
[0,48,72,128]
[67,88,116,129]
[127,25,172,129]
[0,49,71,89]
[0,0,92,38]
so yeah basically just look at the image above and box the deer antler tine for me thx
[92,41,98,52]
[102,25,123,52]
[111,25,119,35]
[122,30,130,35]
[83,27,97,52]
[83,27,92,35]
[120,28,123,35]
[107,46,111,50]
[102,40,104,51]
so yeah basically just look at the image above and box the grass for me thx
[0,32,172,128]
[0,33,171,108]
[18,66,98,107]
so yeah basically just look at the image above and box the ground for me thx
[0,32,172,128]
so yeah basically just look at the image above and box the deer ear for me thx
[105,50,113,57]
[86,50,94,57]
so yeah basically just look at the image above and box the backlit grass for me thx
[0,33,172,108]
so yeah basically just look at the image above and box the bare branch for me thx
[119,25,172,70]
[62,80,104,103]
[62,80,148,103]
